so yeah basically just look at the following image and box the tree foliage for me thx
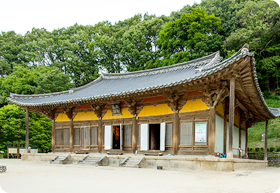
[158,8,223,65]
[0,104,52,153]
[0,65,73,105]
[225,0,280,92]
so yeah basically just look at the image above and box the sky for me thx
[0,0,202,35]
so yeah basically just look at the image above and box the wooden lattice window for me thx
[165,123,173,146]
[123,125,132,146]
[180,122,192,145]
[91,127,98,145]
[55,129,62,146]
[74,128,80,145]
[63,129,69,146]
[55,128,69,146]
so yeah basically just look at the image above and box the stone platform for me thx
[21,153,267,172]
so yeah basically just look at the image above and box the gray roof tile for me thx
[7,44,280,118]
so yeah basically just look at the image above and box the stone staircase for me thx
[121,157,145,168]
[50,154,70,164]
[78,155,108,166]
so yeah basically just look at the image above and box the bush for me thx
[260,147,264,151]
[250,148,253,152]
[277,147,280,152]
[270,147,275,152]
[255,147,260,152]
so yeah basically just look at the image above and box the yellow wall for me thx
[234,110,240,127]
[73,111,98,121]
[179,99,209,113]
[55,113,70,122]
[103,108,133,120]
[216,103,224,116]
[137,104,173,117]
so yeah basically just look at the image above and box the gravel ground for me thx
[0,159,280,193]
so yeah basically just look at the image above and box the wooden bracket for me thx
[202,84,229,108]
[37,107,58,120]
[90,103,106,119]
[163,91,186,112]
[124,98,143,116]
[61,107,77,120]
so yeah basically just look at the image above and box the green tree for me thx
[0,31,27,71]
[0,66,73,105]
[0,59,11,77]
[225,0,280,92]
[158,8,223,66]
[120,14,167,71]
[0,104,52,153]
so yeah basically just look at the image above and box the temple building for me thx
[7,44,280,158]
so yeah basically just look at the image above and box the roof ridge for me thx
[102,51,219,79]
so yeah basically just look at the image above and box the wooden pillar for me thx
[264,120,268,161]
[69,118,73,152]
[209,107,216,155]
[7,147,9,159]
[245,124,248,157]
[25,108,29,153]
[52,120,55,153]
[239,123,242,158]
[97,118,103,153]
[172,111,179,154]
[132,115,138,153]
[228,75,235,158]
[223,103,228,155]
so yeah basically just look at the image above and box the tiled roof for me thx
[7,44,280,118]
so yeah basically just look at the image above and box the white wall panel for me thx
[241,130,246,157]
[233,126,239,155]
[215,115,224,153]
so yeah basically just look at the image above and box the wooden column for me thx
[239,123,242,158]
[69,118,73,152]
[25,108,29,153]
[209,107,216,155]
[52,120,55,153]
[132,115,138,153]
[228,75,235,158]
[245,124,248,158]
[97,118,103,153]
[264,120,268,161]
[172,111,179,154]
[223,102,228,155]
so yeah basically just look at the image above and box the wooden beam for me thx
[25,108,29,153]
[264,120,268,161]
[228,75,235,158]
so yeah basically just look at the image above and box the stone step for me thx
[123,163,137,167]
[79,157,101,164]
[85,157,100,160]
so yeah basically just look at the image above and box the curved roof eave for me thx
[6,44,280,119]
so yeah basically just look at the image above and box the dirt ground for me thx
[0,159,280,193]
